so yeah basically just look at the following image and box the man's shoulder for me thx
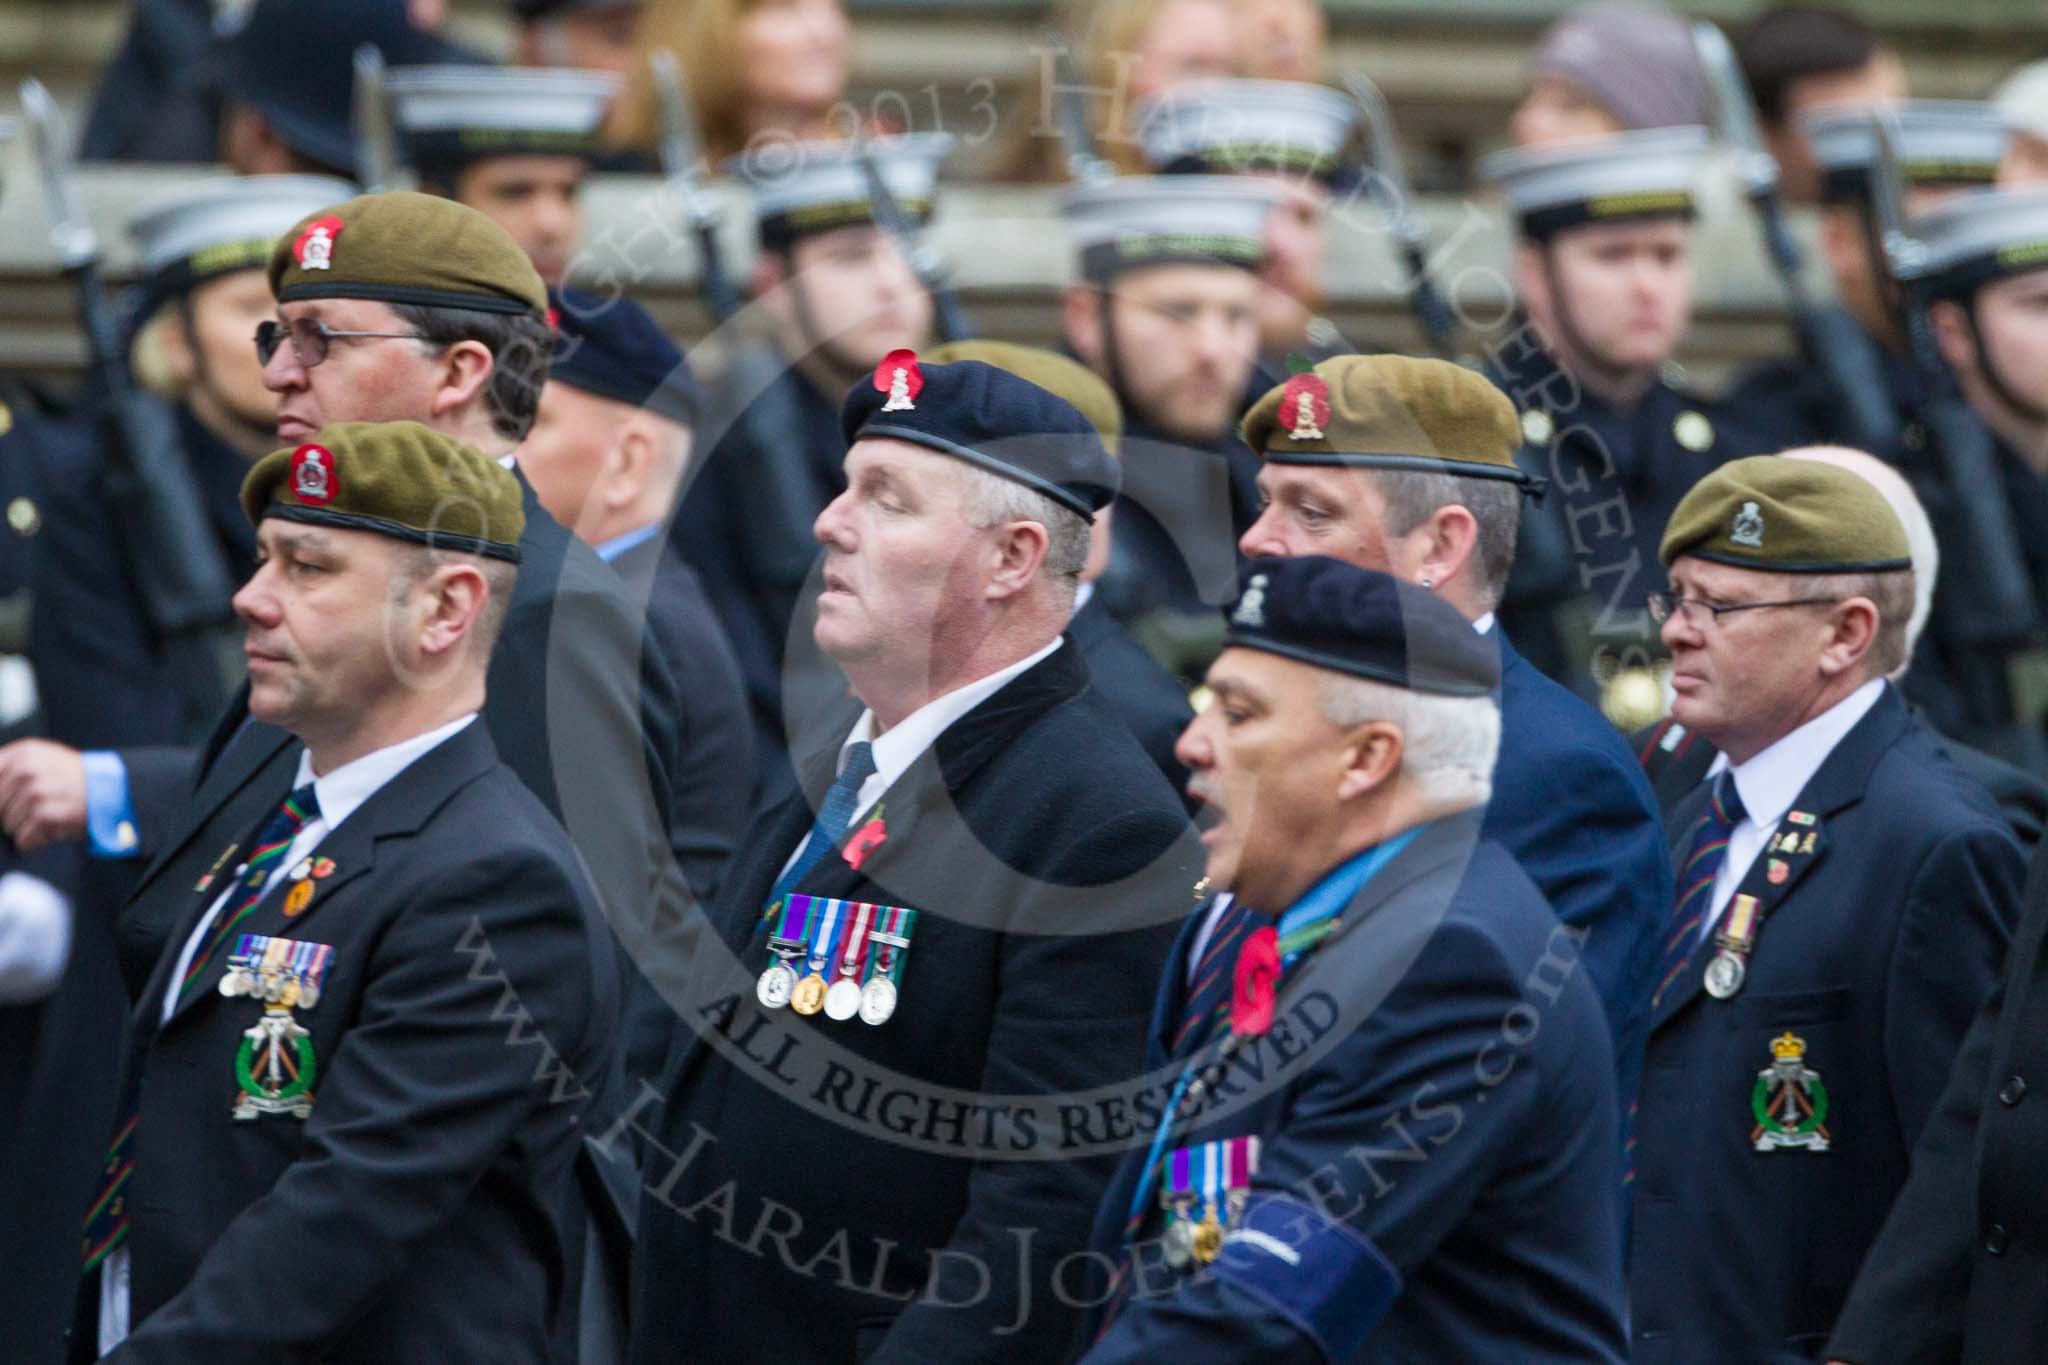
[1497,655,1656,806]
[1859,719,2018,848]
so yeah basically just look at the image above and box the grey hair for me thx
[1787,567,1917,679]
[1371,469,1523,611]
[1780,446,1937,676]
[1318,674,1500,810]
[958,465,1092,605]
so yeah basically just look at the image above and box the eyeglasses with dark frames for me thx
[1646,592,1843,627]
[254,317,432,368]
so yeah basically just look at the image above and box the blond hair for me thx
[606,0,764,165]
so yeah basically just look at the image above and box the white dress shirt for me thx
[101,713,477,1355]
[774,638,1064,885]
[1697,678,1886,941]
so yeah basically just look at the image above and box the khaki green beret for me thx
[923,339,1123,455]
[242,420,524,564]
[1659,456,1910,574]
[1241,354,1537,494]
[268,191,546,317]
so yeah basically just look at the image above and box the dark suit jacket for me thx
[1635,713,2048,853]
[1067,592,1192,800]
[630,640,1202,1364]
[610,530,753,906]
[1484,629,1669,1101]
[91,721,613,1363]
[1830,840,2048,1364]
[1081,816,1628,1364]
[1628,686,2024,1364]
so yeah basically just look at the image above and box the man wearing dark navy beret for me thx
[631,353,1203,1363]
[1081,555,1628,1364]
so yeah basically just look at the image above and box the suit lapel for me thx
[149,723,499,1034]
[133,724,299,900]
[1653,686,1911,1029]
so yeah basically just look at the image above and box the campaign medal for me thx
[286,939,332,1011]
[792,897,848,1017]
[1704,893,1761,1000]
[257,935,292,1001]
[825,901,875,1021]
[756,895,815,1010]
[861,904,918,1026]
[219,937,258,998]
[1160,1148,1197,1268]
[1751,1031,1831,1152]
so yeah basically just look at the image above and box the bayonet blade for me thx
[351,45,394,193]
[1691,21,1779,199]
[19,79,96,269]
[649,47,721,228]
[1340,72,1423,248]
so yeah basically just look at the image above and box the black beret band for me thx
[1264,448,1543,493]
[276,280,539,316]
[1682,548,1911,575]
[856,421,1097,519]
[1223,630,1497,697]
[261,503,523,564]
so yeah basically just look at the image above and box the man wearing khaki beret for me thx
[1628,456,2024,1361]
[20,192,678,1364]
[83,422,613,1362]
[1237,353,1670,1113]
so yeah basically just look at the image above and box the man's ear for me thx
[606,419,658,513]
[985,519,1051,601]
[1817,596,1881,679]
[417,560,489,661]
[1062,285,1106,370]
[1930,298,1977,376]
[1335,720,1403,801]
[430,339,496,418]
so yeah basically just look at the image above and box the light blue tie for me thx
[764,741,878,915]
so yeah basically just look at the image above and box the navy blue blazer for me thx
[1628,685,2024,1363]
[1081,814,1628,1364]
[1483,628,1670,1099]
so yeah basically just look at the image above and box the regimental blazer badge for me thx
[234,1007,316,1120]
[1751,1030,1830,1153]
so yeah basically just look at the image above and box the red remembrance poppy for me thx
[1232,925,1280,1036]
[843,816,888,870]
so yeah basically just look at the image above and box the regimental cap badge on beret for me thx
[1730,500,1764,548]
[293,214,343,271]
[291,443,338,506]
[1233,573,1269,628]
[1281,373,1331,441]
[1659,455,1911,573]
[876,349,923,413]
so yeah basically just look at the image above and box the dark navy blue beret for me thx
[547,287,699,425]
[839,352,1119,519]
[1223,556,1500,697]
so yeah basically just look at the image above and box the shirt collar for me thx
[292,713,478,833]
[1707,677,1887,828]
[1073,580,1096,616]
[837,637,1065,790]
[593,522,661,564]
[1470,611,1496,636]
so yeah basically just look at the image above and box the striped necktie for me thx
[1626,772,1744,1186]
[82,782,319,1274]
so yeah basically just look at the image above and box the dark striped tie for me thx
[1626,772,1744,1185]
[82,783,320,1274]
[1096,898,1255,1332]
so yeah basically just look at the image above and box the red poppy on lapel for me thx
[844,814,888,871]
[1232,925,1281,1036]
